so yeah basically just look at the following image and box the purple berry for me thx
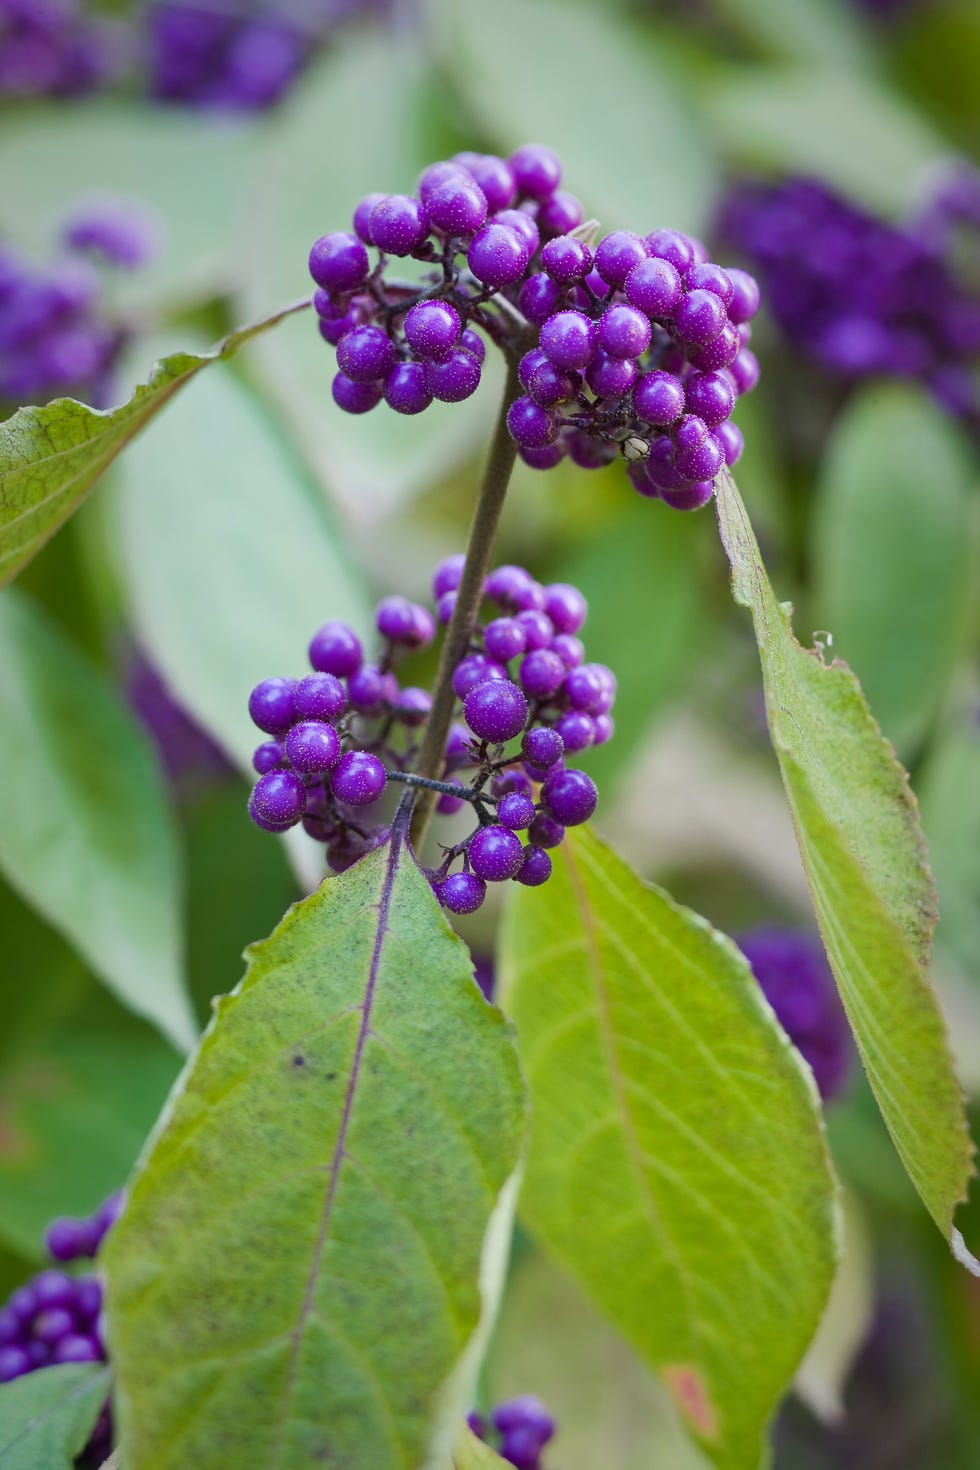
[633,370,685,425]
[543,583,587,635]
[469,825,524,882]
[595,231,648,289]
[384,362,433,415]
[308,232,369,293]
[441,872,487,915]
[376,595,417,644]
[727,267,760,324]
[464,679,529,744]
[44,1217,90,1263]
[427,178,488,235]
[520,444,566,470]
[552,633,584,668]
[675,431,725,483]
[285,721,340,774]
[515,609,554,649]
[660,479,715,511]
[468,223,528,287]
[248,677,296,735]
[509,144,561,200]
[540,310,594,370]
[308,621,362,677]
[715,419,744,466]
[645,228,696,273]
[543,767,597,825]
[493,768,533,799]
[597,304,652,359]
[485,565,544,611]
[516,845,553,886]
[51,1335,102,1365]
[541,235,592,286]
[675,288,728,347]
[347,664,388,713]
[730,348,760,395]
[674,413,709,452]
[538,190,584,236]
[518,272,561,326]
[495,209,540,257]
[369,195,429,256]
[586,353,637,398]
[453,655,507,700]
[393,687,431,726]
[498,792,536,830]
[293,673,346,723]
[458,153,517,212]
[684,370,735,427]
[404,300,461,360]
[34,1308,75,1346]
[690,325,739,372]
[523,727,564,768]
[252,769,306,827]
[460,328,486,362]
[507,396,557,449]
[527,361,578,408]
[625,256,683,315]
[564,666,605,713]
[418,161,468,205]
[332,373,383,415]
[433,554,465,599]
[685,262,734,304]
[0,1347,31,1383]
[485,617,527,663]
[556,710,595,751]
[425,349,482,402]
[330,751,386,806]
[519,649,566,700]
[336,325,395,383]
[352,191,386,244]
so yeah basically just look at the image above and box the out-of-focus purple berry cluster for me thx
[737,926,853,1103]
[0,198,159,409]
[721,170,980,434]
[0,1193,122,1461]
[0,0,127,97]
[246,557,611,916]
[468,1395,556,1470]
[310,144,760,513]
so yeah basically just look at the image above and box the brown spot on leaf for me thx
[663,1364,717,1439]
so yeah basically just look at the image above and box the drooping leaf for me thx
[441,0,717,238]
[715,470,975,1253]
[0,298,307,585]
[242,36,491,518]
[485,1247,712,1470]
[104,816,528,1470]
[707,69,947,217]
[0,1363,111,1469]
[114,356,371,771]
[0,589,196,1051]
[812,384,977,758]
[499,826,838,1470]
[918,715,980,984]
[0,101,256,312]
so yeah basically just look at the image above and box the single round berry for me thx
[0,1347,31,1383]
[52,1335,101,1365]
[294,672,347,722]
[394,687,432,726]
[690,325,739,372]
[727,267,761,324]
[540,310,594,370]
[518,348,549,392]
[352,191,386,244]
[730,348,760,395]
[567,433,614,471]
[330,751,386,806]
[464,679,529,744]
[594,713,615,744]
[404,300,461,360]
[507,396,557,449]
[468,223,528,287]
[426,178,488,236]
[598,304,652,359]
[625,256,683,315]
[376,595,417,644]
[595,231,648,289]
[495,208,540,257]
[523,727,564,768]
[459,153,517,211]
[556,710,595,751]
[715,418,744,466]
[425,350,481,402]
[538,190,584,235]
[509,143,561,200]
[309,621,362,677]
[543,767,597,826]
[460,328,486,362]
[418,160,468,204]
[441,871,487,915]
[543,583,587,635]
[515,608,554,649]
[34,1308,75,1346]
[675,289,728,347]
[675,413,709,452]
[645,228,696,273]
[634,370,685,426]
[384,361,433,415]
[332,373,383,414]
[453,655,507,700]
[469,825,524,882]
[519,648,566,700]
[498,792,536,830]
[336,325,395,383]
[485,617,527,663]
[252,769,307,828]
[369,194,429,256]
[660,479,715,511]
[685,262,734,304]
[527,361,578,408]
[684,370,735,428]
[518,272,561,326]
[248,677,296,735]
[675,433,724,482]
[285,721,340,774]
[308,232,368,292]
[484,565,544,611]
[552,633,584,668]
[520,444,565,470]
[253,740,284,776]
[44,1218,91,1264]
[347,664,387,713]
[433,554,465,599]
[586,353,637,398]
[541,235,592,286]
[517,845,553,886]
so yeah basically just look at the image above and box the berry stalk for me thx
[409,355,522,847]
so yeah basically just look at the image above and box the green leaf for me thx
[707,70,948,217]
[242,37,491,517]
[451,1426,511,1469]
[0,298,307,585]
[104,818,528,1470]
[707,0,872,67]
[486,1248,712,1470]
[715,470,975,1252]
[440,0,717,237]
[918,716,980,983]
[793,1191,873,1423]
[811,384,978,758]
[0,101,256,311]
[0,589,195,1051]
[113,357,371,772]
[0,1363,111,1469]
[498,826,838,1470]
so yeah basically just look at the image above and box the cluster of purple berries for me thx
[0,1194,122,1461]
[0,0,126,97]
[0,199,158,408]
[721,173,980,432]
[737,926,853,1103]
[468,1396,556,1470]
[246,558,611,916]
[309,144,760,512]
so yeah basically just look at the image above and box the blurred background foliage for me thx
[1,0,979,1464]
